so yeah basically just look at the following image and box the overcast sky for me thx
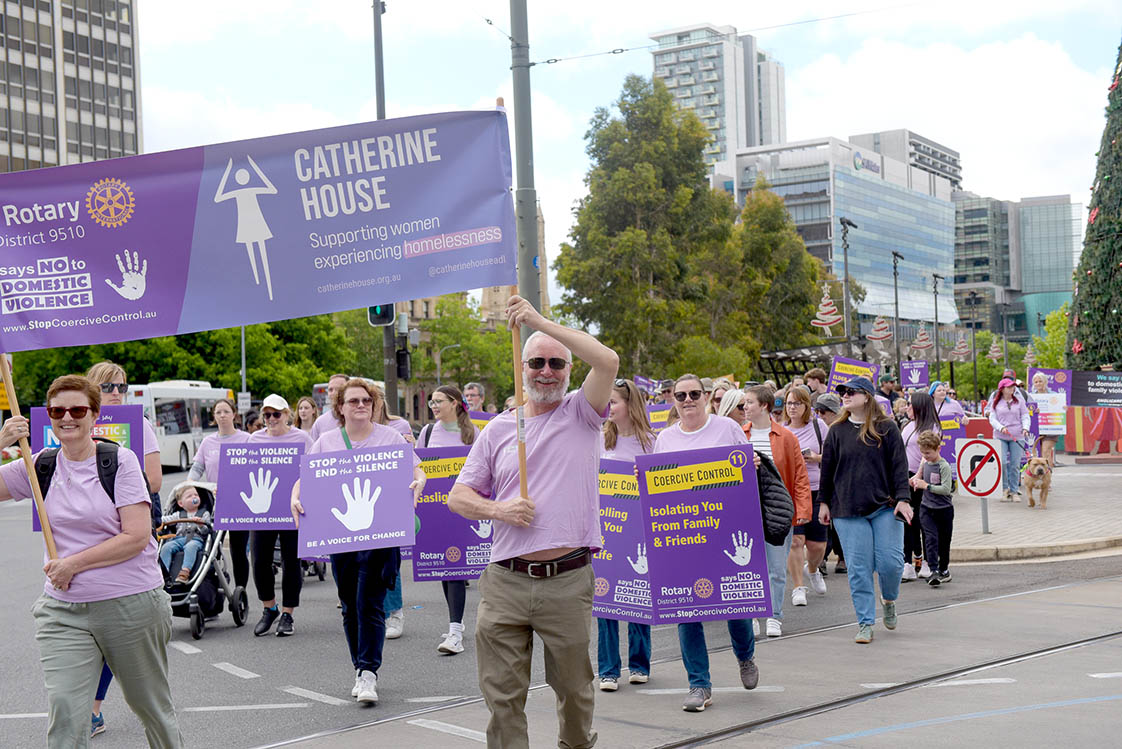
[136,1,1122,308]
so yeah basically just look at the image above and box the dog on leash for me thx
[1021,457,1052,509]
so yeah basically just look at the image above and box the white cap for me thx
[262,394,289,411]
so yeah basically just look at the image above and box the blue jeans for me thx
[832,506,905,626]
[678,620,755,688]
[159,536,204,573]
[764,527,793,620]
[998,438,1024,493]
[596,618,651,679]
[384,571,403,613]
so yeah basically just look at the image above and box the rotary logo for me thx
[693,578,714,599]
[86,177,135,228]
[1055,371,1068,383]
[444,546,462,563]
[594,576,610,597]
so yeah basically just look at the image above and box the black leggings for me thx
[442,580,466,624]
[228,530,250,589]
[903,487,925,562]
[251,530,302,608]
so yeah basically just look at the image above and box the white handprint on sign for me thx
[471,519,493,539]
[240,468,279,515]
[104,250,148,300]
[723,531,754,567]
[331,477,381,532]
[627,542,648,575]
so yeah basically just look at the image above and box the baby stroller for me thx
[157,481,249,640]
[272,535,328,581]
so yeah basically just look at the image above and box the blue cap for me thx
[928,380,944,396]
[837,376,875,396]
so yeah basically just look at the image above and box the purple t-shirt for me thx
[142,417,160,455]
[900,420,942,473]
[424,421,480,448]
[192,430,251,483]
[309,423,421,469]
[785,418,829,491]
[383,417,413,441]
[310,411,341,442]
[653,415,748,453]
[249,426,314,450]
[456,388,607,562]
[601,432,654,461]
[1,446,162,602]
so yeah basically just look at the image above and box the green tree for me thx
[1032,303,1069,369]
[668,336,757,382]
[412,295,514,406]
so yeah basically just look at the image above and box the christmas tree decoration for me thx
[910,325,934,358]
[811,283,843,335]
[1073,339,1084,355]
[951,330,971,361]
[986,337,1005,363]
[866,315,892,343]
[1023,344,1037,367]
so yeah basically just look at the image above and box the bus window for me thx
[155,399,190,435]
[198,400,218,430]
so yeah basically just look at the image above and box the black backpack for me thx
[34,438,156,524]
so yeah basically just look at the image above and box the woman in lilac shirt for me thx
[782,386,831,604]
[0,375,181,747]
[988,378,1032,501]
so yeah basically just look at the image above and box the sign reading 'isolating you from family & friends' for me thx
[0,110,516,352]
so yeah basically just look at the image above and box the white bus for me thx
[127,380,235,471]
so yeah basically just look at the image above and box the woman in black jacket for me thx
[818,377,912,644]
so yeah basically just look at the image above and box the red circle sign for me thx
[956,439,1001,497]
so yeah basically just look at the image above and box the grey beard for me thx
[524,372,570,405]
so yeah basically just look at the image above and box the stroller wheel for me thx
[190,606,206,640]
[231,586,249,627]
[315,561,327,581]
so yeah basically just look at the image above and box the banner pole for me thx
[0,353,57,559]
[511,326,529,500]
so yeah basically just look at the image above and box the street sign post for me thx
[956,437,1003,535]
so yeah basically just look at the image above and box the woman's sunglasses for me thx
[674,390,704,402]
[99,383,128,393]
[47,406,92,419]
[262,411,285,420]
[525,357,569,371]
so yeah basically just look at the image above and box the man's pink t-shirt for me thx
[653,414,748,453]
[194,430,251,482]
[310,411,341,442]
[456,388,606,562]
[0,447,162,602]
[250,426,314,450]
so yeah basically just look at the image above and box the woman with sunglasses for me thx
[716,389,748,426]
[782,386,830,606]
[654,374,759,713]
[707,378,734,415]
[0,375,182,747]
[420,385,479,656]
[900,392,940,581]
[818,377,911,644]
[292,378,426,703]
[597,379,656,692]
[248,394,313,637]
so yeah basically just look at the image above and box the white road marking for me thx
[1089,672,1122,679]
[0,713,48,720]
[181,703,307,713]
[636,686,785,694]
[861,682,901,689]
[212,662,260,679]
[169,641,202,654]
[406,695,468,703]
[282,686,350,706]
[861,678,1016,689]
[407,718,487,743]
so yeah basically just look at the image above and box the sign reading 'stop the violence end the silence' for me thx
[0,110,516,352]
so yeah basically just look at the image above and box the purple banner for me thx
[412,446,490,581]
[901,360,929,390]
[633,375,657,397]
[828,356,880,391]
[214,443,304,530]
[297,445,415,555]
[0,111,515,352]
[30,404,143,531]
[468,410,497,431]
[592,459,652,624]
[647,404,673,433]
[636,446,772,623]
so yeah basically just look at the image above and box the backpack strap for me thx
[33,448,60,500]
[94,441,119,504]
[421,423,433,448]
[812,419,823,452]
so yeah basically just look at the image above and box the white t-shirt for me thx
[749,426,773,460]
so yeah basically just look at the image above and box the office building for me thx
[0,0,142,173]
[650,23,786,169]
[850,129,961,190]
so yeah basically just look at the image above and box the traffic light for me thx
[368,304,396,327]
[396,349,412,380]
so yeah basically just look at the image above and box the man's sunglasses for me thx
[525,357,569,371]
[99,383,128,393]
[47,406,92,419]
[674,390,704,402]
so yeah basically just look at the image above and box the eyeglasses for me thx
[345,397,374,408]
[99,383,128,393]
[428,399,451,408]
[47,406,92,419]
[734,404,745,412]
[674,390,704,402]
[262,411,285,420]
[525,357,569,371]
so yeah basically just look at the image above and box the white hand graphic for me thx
[331,477,381,532]
[105,250,148,300]
[240,468,279,515]
[907,368,920,384]
[627,542,648,575]
[471,519,493,539]
[723,531,754,567]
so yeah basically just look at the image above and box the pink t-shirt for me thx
[0,447,162,602]
[193,430,252,483]
[424,421,480,448]
[309,423,421,469]
[653,414,748,453]
[785,419,829,491]
[456,388,607,562]
[249,426,314,450]
[601,432,654,461]
[901,420,942,473]
[310,411,341,442]
[142,417,160,455]
[384,417,413,440]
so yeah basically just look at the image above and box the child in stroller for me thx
[159,484,212,583]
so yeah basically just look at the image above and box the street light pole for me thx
[839,217,858,357]
[892,251,903,378]
[510,0,542,334]
[932,273,944,381]
[436,343,462,386]
[970,291,979,402]
[371,1,398,414]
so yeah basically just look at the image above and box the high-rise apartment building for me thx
[650,23,785,169]
[0,0,141,173]
[850,129,961,190]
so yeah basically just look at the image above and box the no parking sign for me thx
[955,439,1003,499]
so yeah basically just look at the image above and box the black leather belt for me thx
[494,549,591,578]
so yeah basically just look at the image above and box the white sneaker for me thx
[902,564,917,582]
[356,670,378,703]
[791,586,808,607]
[437,632,464,654]
[918,561,932,579]
[385,610,404,640]
[766,618,782,637]
[754,619,762,636]
[806,564,827,595]
[628,672,649,684]
[351,669,362,697]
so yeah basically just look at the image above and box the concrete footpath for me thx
[270,577,1122,748]
[950,462,1122,561]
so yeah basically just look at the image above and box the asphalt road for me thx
[2,471,1120,748]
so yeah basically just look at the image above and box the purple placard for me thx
[592,459,652,624]
[1028,367,1072,437]
[937,417,966,479]
[468,410,497,431]
[636,445,772,623]
[297,445,415,555]
[412,446,490,581]
[0,111,515,353]
[31,404,143,531]
[901,360,929,390]
[214,443,304,530]
[828,356,880,391]
[633,375,657,396]
[647,403,673,433]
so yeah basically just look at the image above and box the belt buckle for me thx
[526,561,554,578]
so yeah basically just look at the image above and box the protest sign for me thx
[828,356,880,391]
[938,417,966,478]
[901,360,929,389]
[30,404,144,531]
[413,446,490,581]
[214,443,304,530]
[297,445,415,555]
[633,375,657,397]
[0,110,515,352]
[1070,370,1122,408]
[592,459,652,625]
[648,404,673,433]
[468,410,496,431]
[636,446,772,623]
